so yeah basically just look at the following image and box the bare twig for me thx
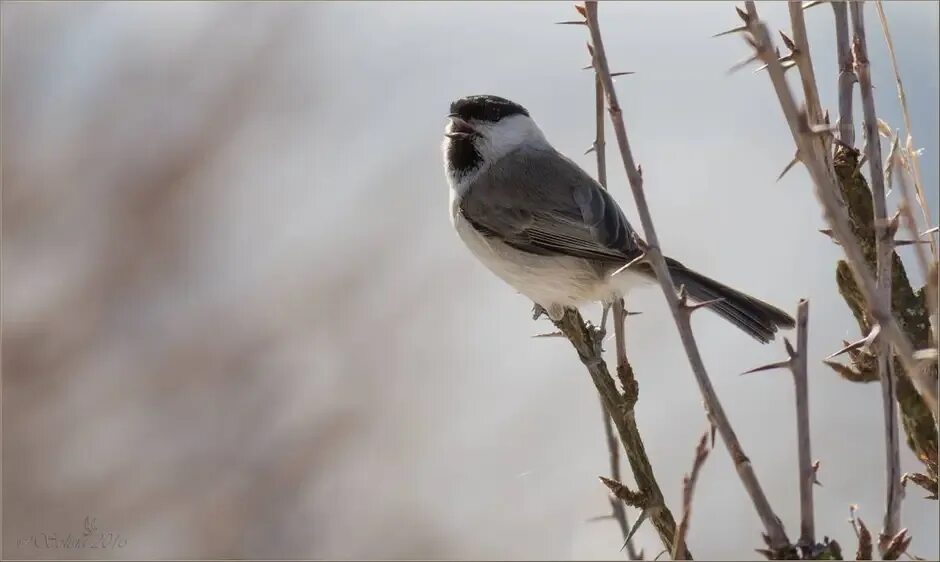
[740,300,817,553]
[742,1,938,421]
[672,431,711,561]
[584,1,792,554]
[787,3,831,170]
[850,505,874,560]
[874,0,937,257]
[832,0,856,146]
[791,300,815,551]
[849,1,904,547]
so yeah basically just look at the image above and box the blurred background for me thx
[2,1,938,559]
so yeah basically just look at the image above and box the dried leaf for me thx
[856,517,873,560]
[881,528,911,560]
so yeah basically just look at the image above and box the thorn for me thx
[709,418,718,447]
[652,550,669,561]
[681,297,725,314]
[883,210,902,240]
[755,59,797,73]
[777,150,801,181]
[760,533,773,549]
[826,336,867,360]
[555,20,586,26]
[818,228,840,245]
[735,6,750,23]
[584,144,596,155]
[636,164,643,178]
[741,359,792,375]
[586,514,616,523]
[532,303,547,320]
[531,331,565,338]
[623,509,649,549]
[893,239,931,247]
[854,147,869,176]
[609,252,648,278]
[779,30,796,51]
[783,337,797,359]
[610,71,635,78]
[728,53,761,74]
[713,25,748,38]
[802,0,825,10]
[676,284,690,308]
[574,3,587,17]
[920,226,939,238]
[812,460,823,486]
[809,121,840,137]
[582,64,594,70]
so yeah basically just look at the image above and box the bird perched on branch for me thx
[442,94,794,343]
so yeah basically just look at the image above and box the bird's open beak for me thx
[445,114,476,138]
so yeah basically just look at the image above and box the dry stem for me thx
[849,1,903,544]
[832,0,856,146]
[672,431,710,561]
[584,1,792,554]
[874,0,937,257]
[792,300,815,550]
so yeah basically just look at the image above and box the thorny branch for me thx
[744,300,821,556]
[848,1,903,548]
[739,1,938,423]
[582,1,793,555]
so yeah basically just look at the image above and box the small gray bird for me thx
[442,94,794,343]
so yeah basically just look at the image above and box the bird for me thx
[442,94,794,343]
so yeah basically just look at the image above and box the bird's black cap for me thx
[449,95,529,123]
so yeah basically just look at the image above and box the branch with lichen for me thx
[828,146,938,500]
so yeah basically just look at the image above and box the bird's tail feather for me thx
[651,257,795,344]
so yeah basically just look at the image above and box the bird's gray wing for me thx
[458,146,641,263]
